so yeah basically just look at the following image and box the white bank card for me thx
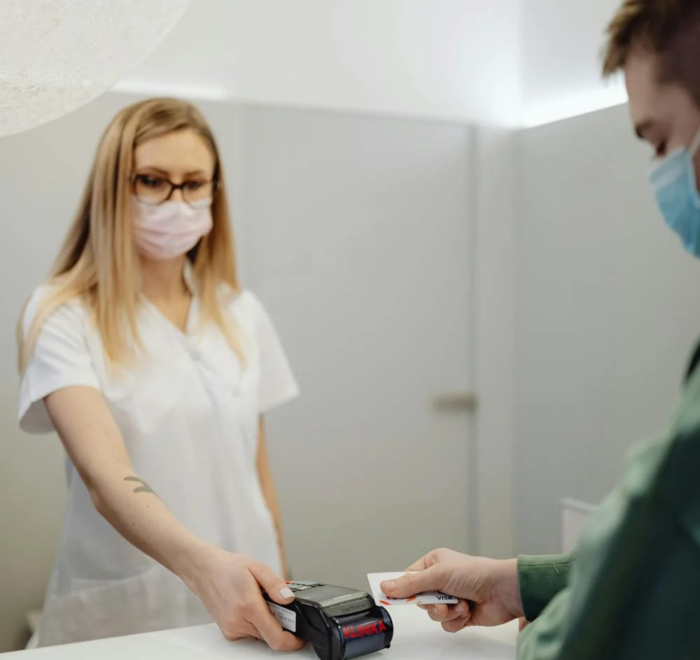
[367,572,458,606]
[268,602,297,633]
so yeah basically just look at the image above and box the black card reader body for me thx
[264,582,393,660]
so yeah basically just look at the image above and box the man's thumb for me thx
[381,567,442,599]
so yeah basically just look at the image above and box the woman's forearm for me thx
[88,461,214,590]
[45,387,215,594]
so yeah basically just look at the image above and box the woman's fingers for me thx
[241,562,304,651]
[220,619,259,642]
[248,562,294,604]
[247,601,305,652]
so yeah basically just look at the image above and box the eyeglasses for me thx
[131,174,218,207]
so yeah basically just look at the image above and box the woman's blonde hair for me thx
[19,97,241,373]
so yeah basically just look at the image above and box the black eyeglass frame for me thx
[130,173,220,207]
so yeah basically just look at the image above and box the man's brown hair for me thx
[603,0,700,104]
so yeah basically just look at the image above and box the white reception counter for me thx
[5,607,518,659]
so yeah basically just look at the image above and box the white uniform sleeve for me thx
[245,292,300,413]
[19,288,100,434]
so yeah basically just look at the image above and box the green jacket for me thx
[516,356,700,659]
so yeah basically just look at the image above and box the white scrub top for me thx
[18,272,299,647]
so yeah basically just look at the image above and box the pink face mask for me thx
[133,198,213,260]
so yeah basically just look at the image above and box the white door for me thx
[233,106,473,589]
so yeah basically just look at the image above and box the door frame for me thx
[468,126,516,559]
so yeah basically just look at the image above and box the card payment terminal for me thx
[264,582,394,660]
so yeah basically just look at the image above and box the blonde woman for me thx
[18,98,303,651]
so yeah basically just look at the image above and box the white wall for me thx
[514,104,700,553]
[0,99,116,653]
[117,0,522,126]
[0,93,488,650]
[520,0,626,125]
[227,104,476,587]
[117,0,637,128]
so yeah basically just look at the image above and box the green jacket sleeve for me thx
[518,553,574,622]
[516,370,700,660]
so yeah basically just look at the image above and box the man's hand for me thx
[190,548,306,651]
[381,548,523,633]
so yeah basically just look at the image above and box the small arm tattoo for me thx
[124,476,159,497]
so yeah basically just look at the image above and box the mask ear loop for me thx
[691,127,700,205]
[690,126,700,157]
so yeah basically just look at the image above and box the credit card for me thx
[367,572,458,606]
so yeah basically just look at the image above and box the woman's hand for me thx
[381,548,523,633]
[189,547,305,651]
[45,388,302,651]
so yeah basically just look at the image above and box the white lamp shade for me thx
[0,0,191,137]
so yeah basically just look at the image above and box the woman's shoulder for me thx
[22,282,90,333]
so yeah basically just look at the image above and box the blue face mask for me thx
[649,127,700,256]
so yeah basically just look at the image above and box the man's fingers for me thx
[382,565,444,599]
[248,563,294,604]
[429,603,469,623]
[406,548,443,573]
[405,555,430,572]
[442,614,471,634]
[428,604,449,621]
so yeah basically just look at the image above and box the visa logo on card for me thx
[367,572,458,606]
